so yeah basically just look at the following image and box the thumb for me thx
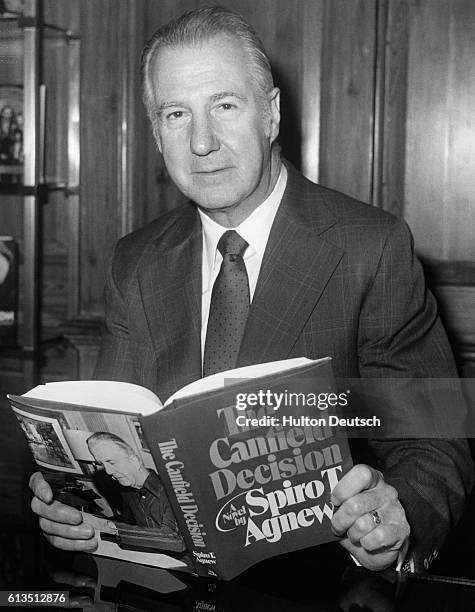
[29,472,53,503]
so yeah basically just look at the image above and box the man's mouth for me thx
[193,167,232,175]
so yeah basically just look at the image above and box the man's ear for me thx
[153,124,163,154]
[149,108,163,152]
[130,453,141,467]
[268,87,280,144]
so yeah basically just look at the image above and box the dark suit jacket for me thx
[95,161,473,571]
[115,470,185,553]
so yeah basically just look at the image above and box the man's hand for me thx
[331,464,410,571]
[29,472,98,551]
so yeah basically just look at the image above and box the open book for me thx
[9,356,352,580]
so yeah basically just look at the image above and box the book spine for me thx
[143,411,222,579]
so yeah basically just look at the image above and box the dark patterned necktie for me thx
[203,230,250,376]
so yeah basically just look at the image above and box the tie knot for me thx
[217,230,248,258]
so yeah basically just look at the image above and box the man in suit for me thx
[85,432,184,552]
[30,6,472,572]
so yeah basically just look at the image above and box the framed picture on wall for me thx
[0,85,23,183]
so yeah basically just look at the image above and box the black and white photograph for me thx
[0,0,474,607]
[12,407,81,474]
[10,399,186,562]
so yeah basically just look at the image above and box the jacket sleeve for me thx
[357,219,473,571]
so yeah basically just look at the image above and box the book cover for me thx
[8,357,352,580]
[8,392,190,572]
[145,358,352,579]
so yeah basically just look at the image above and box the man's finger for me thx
[346,512,379,544]
[31,496,84,525]
[360,524,408,553]
[331,464,383,506]
[29,472,53,504]
[44,533,98,552]
[332,489,385,535]
[39,517,95,540]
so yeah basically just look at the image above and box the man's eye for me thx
[219,103,234,111]
[167,111,185,120]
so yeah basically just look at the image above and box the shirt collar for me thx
[199,163,287,268]
[141,470,161,497]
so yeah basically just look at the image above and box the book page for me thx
[165,356,330,405]
[21,357,331,414]
[23,380,162,416]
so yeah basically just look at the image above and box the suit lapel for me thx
[136,163,345,391]
[238,164,344,366]
[137,205,203,399]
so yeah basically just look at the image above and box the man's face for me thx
[90,440,142,488]
[149,34,280,225]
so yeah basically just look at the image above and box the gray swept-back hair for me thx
[87,431,136,457]
[141,6,275,138]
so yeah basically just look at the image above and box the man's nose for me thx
[190,114,219,156]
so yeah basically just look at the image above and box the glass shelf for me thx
[1,20,79,190]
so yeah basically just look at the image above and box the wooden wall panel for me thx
[79,0,147,317]
[116,0,148,236]
[379,0,409,217]
[404,0,475,261]
[404,0,451,258]
[80,1,121,316]
[42,0,79,334]
[402,0,475,369]
[444,0,475,261]
[300,1,324,183]
[319,0,377,204]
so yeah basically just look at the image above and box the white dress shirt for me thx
[198,164,288,359]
